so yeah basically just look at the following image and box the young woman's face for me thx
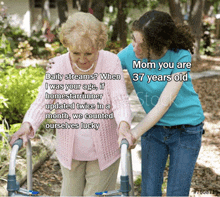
[132,31,145,59]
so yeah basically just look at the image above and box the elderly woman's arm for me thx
[109,58,135,148]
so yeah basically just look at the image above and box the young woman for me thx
[118,10,205,196]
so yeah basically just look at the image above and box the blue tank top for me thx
[118,44,204,126]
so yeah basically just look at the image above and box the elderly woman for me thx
[10,12,133,196]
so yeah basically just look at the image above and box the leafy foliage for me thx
[26,28,65,59]
[45,41,68,59]
[0,65,45,126]
[0,33,12,56]
[210,0,220,14]
[104,40,122,53]
[200,17,216,56]
[0,14,28,57]
[14,40,33,62]
[0,8,66,161]
[0,14,66,60]
[134,175,142,194]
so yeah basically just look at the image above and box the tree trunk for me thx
[42,0,50,22]
[91,0,106,21]
[41,0,50,34]
[57,0,68,26]
[80,0,90,12]
[29,0,34,36]
[73,0,77,8]
[168,0,184,24]
[117,0,127,48]
[111,18,119,42]
[188,0,205,61]
[204,0,214,16]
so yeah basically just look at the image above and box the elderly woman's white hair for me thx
[59,12,108,52]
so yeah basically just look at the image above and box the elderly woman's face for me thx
[69,46,99,68]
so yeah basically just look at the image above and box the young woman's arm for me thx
[132,72,186,140]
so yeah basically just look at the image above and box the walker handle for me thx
[12,138,23,149]
[120,138,129,148]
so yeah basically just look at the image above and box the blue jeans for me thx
[141,123,204,196]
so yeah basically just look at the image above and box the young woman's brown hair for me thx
[132,10,195,61]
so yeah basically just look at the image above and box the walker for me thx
[7,138,134,196]
[95,139,134,196]
[7,139,39,196]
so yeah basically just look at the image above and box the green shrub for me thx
[14,40,33,62]
[0,65,45,126]
[0,16,28,57]
[0,33,12,56]
[134,175,142,194]
[0,15,66,60]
